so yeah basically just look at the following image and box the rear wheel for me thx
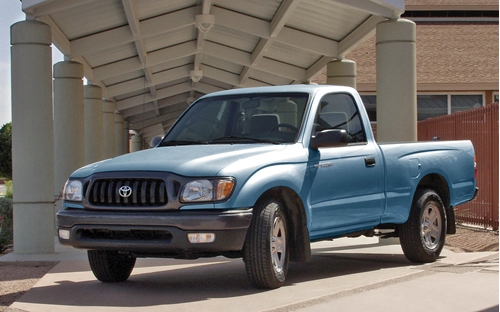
[88,250,136,282]
[399,189,446,263]
[244,198,289,289]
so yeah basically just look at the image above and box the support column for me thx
[131,134,143,152]
[84,84,104,164]
[123,120,130,154]
[114,112,124,157]
[11,20,54,253]
[53,60,84,218]
[326,59,356,88]
[376,19,417,142]
[102,100,116,159]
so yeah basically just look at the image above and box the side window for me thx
[314,93,366,143]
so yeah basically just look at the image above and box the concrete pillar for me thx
[102,100,116,159]
[114,112,124,157]
[131,134,143,152]
[84,84,104,164]
[10,20,54,253]
[326,59,356,88]
[376,19,417,142]
[123,120,130,154]
[53,60,84,219]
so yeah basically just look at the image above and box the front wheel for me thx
[243,198,289,289]
[399,189,446,263]
[88,250,136,282]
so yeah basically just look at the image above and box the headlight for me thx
[63,180,83,201]
[181,178,235,202]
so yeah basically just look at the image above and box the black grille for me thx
[88,179,167,207]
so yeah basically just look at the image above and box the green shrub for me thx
[0,122,12,181]
[0,197,13,253]
[4,180,12,199]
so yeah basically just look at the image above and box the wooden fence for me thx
[418,103,499,230]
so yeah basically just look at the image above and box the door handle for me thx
[365,157,376,167]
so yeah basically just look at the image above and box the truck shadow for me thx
[14,247,419,309]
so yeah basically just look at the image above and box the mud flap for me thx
[446,206,456,234]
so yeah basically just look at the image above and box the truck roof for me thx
[197,84,357,99]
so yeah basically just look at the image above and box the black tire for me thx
[399,189,447,263]
[87,250,136,282]
[243,198,289,289]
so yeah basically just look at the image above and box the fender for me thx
[215,162,310,211]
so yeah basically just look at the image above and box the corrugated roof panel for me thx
[203,54,244,75]
[201,76,234,90]
[266,42,318,69]
[250,68,294,86]
[143,27,197,53]
[114,88,150,102]
[215,0,281,20]
[85,42,137,68]
[50,0,126,40]
[150,56,194,74]
[206,26,259,53]
[135,0,198,21]
[289,0,370,40]
[102,70,144,87]
[155,78,191,90]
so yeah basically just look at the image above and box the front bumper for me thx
[57,208,253,258]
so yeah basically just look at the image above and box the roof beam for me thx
[338,15,386,57]
[306,56,333,82]
[270,0,301,37]
[122,0,140,37]
[37,15,71,55]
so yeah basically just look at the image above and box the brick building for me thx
[315,0,499,123]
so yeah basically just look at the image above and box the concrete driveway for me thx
[6,237,499,312]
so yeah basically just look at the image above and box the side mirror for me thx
[310,129,349,149]
[150,135,163,147]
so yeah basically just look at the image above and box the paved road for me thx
[4,237,498,312]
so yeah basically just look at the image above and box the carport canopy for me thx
[21,0,404,143]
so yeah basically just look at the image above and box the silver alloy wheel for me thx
[271,215,286,273]
[421,202,443,250]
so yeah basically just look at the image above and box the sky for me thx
[0,1,63,127]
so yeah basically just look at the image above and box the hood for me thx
[70,144,294,178]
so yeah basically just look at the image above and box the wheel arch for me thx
[416,173,455,234]
[416,174,450,208]
[254,187,311,262]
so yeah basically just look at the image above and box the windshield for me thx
[160,92,309,145]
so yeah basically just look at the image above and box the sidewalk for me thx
[3,237,498,312]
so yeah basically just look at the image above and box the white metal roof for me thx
[22,0,404,142]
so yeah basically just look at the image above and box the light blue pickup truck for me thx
[57,85,477,289]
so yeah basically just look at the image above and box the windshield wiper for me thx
[211,136,280,145]
[159,140,208,146]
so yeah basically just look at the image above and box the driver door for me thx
[307,93,385,239]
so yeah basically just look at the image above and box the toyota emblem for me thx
[119,185,132,198]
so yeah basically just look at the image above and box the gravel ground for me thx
[0,225,498,311]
